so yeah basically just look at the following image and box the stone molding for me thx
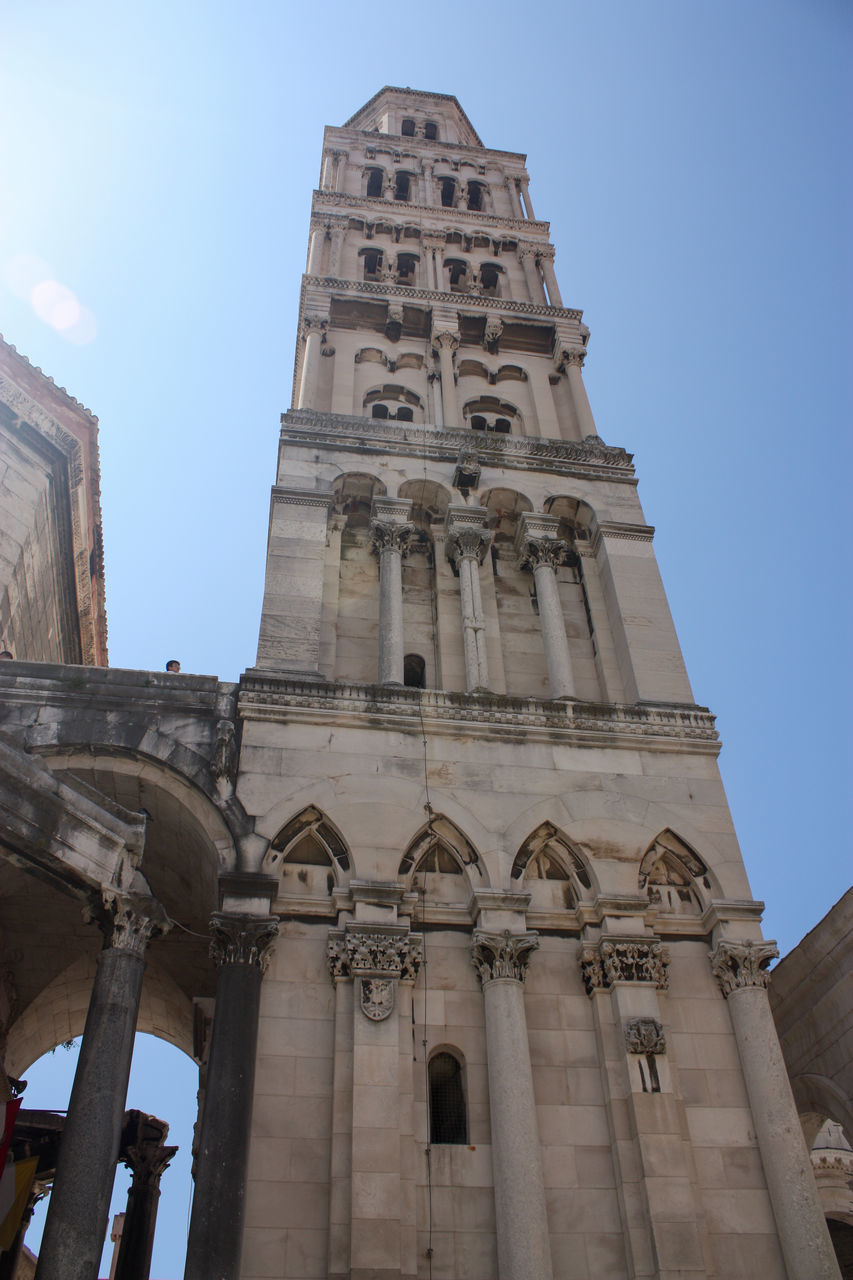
[302,272,581,320]
[590,520,655,553]
[313,189,551,237]
[97,891,171,957]
[209,913,280,974]
[579,937,670,995]
[271,488,334,509]
[238,674,720,749]
[624,1016,666,1055]
[471,929,539,985]
[326,926,424,982]
[710,938,778,997]
[280,409,634,482]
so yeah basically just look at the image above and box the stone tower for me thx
[232,87,839,1279]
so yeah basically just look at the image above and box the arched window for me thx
[403,653,425,687]
[401,118,416,137]
[439,177,456,208]
[371,403,389,419]
[467,180,487,212]
[479,264,501,297]
[429,1052,468,1144]
[394,171,413,202]
[446,259,468,292]
[363,385,424,422]
[395,252,418,285]
[365,167,384,199]
[464,396,519,433]
[360,247,383,282]
[424,121,438,140]
[395,405,413,422]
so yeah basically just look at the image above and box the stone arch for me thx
[790,1073,853,1149]
[511,821,594,912]
[639,828,715,916]
[331,472,387,527]
[398,816,482,906]
[266,805,351,904]
[480,487,533,545]
[397,479,451,525]
[363,384,424,423]
[543,494,596,544]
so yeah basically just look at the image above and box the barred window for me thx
[429,1052,467,1144]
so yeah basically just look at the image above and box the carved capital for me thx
[326,927,424,982]
[471,930,539,985]
[369,519,414,557]
[710,939,778,997]
[557,347,586,370]
[422,231,446,252]
[483,316,503,354]
[302,316,327,342]
[579,938,669,996]
[517,244,538,261]
[516,535,568,573]
[433,330,460,353]
[96,892,170,957]
[209,913,279,973]
[624,1016,666,1055]
[446,525,490,567]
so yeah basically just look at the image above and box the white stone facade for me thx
[233,87,839,1279]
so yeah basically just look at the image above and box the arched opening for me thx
[401,118,416,137]
[466,180,487,212]
[424,121,438,141]
[394,171,413,202]
[267,806,350,906]
[639,829,711,916]
[359,246,383,282]
[365,167,384,199]
[463,396,520,434]
[439,177,456,208]
[395,252,418,286]
[363,385,424,423]
[446,258,468,291]
[331,473,387,528]
[479,263,501,297]
[429,1051,468,1144]
[403,653,425,688]
[511,822,593,911]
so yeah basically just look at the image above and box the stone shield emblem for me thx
[360,977,395,1021]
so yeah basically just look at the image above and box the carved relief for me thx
[446,525,490,567]
[210,719,238,786]
[360,977,395,1021]
[710,939,778,997]
[579,938,669,995]
[624,1016,666,1055]
[326,928,424,983]
[516,535,568,573]
[96,891,170,957]
[471,930,539,985]
[483,317,503,354]
[209,913,280,973]
[369,519,414,556]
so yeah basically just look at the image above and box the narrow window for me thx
[371,403,389,419]
[396,252,417,285]
[362,249,383,281]
[467,181,485,212]
[365,167,383,198]
[401,118,416,137]
[403,653,425,687]
[470,415,486,431]
[394,172,411,202]
[429,1052,468,1144]
[396,405,414,422]
[447,260,467,291]
[440,177,456,208]
[424,121,438,140]
[480,265,500,297]
[494,417,511,433]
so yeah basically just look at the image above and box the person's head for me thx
[165,659,181,673]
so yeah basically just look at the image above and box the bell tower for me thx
[238,88,838,1280]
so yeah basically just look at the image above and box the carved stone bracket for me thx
[452,449,481,492]
[710,939,778,997]
[579,938,670,996]
[471,930,539,985]
[326,927,424,983]
[483,317,503,354]
[369,519,414,557]
[624,1016,666,1056]
[209,913,279,974]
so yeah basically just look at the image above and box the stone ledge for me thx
[302,271,581,320]
[238,672,719,751]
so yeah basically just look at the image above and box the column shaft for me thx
[378,546,405,685]
[458,555,488,691]
[436,337,458,427]
[520,179,536,219]
[566,359,597,437]
[297,327,323,409]
[533,562,575,698]
[539,256,563,306]
[307,228,325,275]
[506,178,523,219]
[519,251,544,303]
[35,947,146,1280]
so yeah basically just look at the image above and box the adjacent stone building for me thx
[0,87,845,1279]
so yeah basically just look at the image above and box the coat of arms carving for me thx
[360,977,395,1021]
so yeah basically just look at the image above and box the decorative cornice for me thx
[209,913,280,973]
[271,487,334,509]
[303,272,582,320]
[710,939,778,997]
[280,410,634,484]
[471,929,539,984]
[579,937,670,995]
[624,1016,666,1055]
[238,673,720,751]
[591,520,655,552]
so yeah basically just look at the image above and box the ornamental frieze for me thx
[710,939,778,997]
[579,938,669,995]
[326,928,424,982]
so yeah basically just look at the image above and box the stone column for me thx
[297,316,326,409]
[519,178,536,219]
[506,176,523,219]
[114,1111,177,1280]
[562,348,597,437]
[538,251,563,306]
[433,331,460,427]
[471,931,553,1280]
[184,912,279,1280]
[320,149,335,190]
[369,497,414,686]
[710,939,841,1280]
[445,506,491,692]
[327,924,423,1280]
[518,246,545,303]
[307,225,325,275]
[422,232,445,292]
[515,513,575,699]
[35,892,168,1280]
[329,224,346,278]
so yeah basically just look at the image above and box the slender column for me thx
[297,316,326,409]
[519,177,536,219]
[35,893,168,1280]
[369,497,414,686]
[114,1112,177,1280]
[433,331,459,427]
[333,150,348,192]
[307,225,325,275]
[515,513,575,699]
[329,224,345,277]
[538,251,563,306]
[506,176,523,219]
[320,149,335,190]
[471,931,553,1280]
[184,912,279,1280]
[518,246,545,303]
[562,348,597,437]
[445,507,491,692]
[422,232,445,292]
[710,940,841,1280]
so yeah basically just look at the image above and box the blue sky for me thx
[3,0,851,1273]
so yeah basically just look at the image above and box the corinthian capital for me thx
[516,535,568,573]
[446,525,490,567]
[710,939,778,997]
[369,519,414,556]
[579,937,669,995]
[517,244,538,261]
[96,890,171,956]
[326,927,424,982]
[471,930,539,985]
[433,330,460,353]
[209,913,279,973]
